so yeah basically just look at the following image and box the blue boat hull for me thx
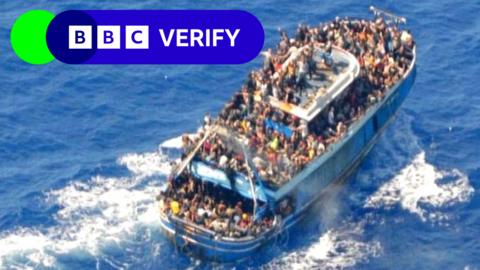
[159,60,417,262]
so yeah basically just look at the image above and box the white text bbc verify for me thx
[68,25,241,49]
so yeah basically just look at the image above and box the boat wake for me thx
[365,151,474,222]
[0,129,474,269]
[118,151,173,177]
[263,114,475,269]
[264,222,381,270]
[0,136,184,269]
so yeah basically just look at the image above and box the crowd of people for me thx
[161,17,415,236]
[191,17,414,187]
[158,173,275,238]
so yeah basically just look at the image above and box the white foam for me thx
[0,137,178,269]
[118,134,190,177]
[118,150,173,177]
[0,229,56,269]
[365,151,474,222]
[265,223,381,269]
[0,175,164,269]
[159,134,185,149]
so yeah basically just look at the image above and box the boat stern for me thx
[158,211,268,262]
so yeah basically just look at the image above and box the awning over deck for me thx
[190,160,268,202]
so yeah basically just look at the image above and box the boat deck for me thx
[202,47,360,191]
[268,46,360,121]
[297,49,350,108]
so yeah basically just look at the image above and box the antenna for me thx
[369,6,407,25]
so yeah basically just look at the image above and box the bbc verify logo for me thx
[69,25,149,49]
[11,10,264,64]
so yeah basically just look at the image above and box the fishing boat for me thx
[157,7,416,262]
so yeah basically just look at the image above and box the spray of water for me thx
[0,136,184,269]
[264,221,381,270]
[365,151,474,222]
[0,115,475,269]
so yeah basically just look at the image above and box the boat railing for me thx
[369,6,407,25]
[167,214,271,243]
[168,214,217,237]
[267,45,360,122]
[305,48,360,120]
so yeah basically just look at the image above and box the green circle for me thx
[11,10,55,65]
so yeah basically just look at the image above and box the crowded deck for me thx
[158,15,415,239]
[266,44,360,121]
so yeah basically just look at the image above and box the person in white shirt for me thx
[218,154,229,168]
[297,120,309,139]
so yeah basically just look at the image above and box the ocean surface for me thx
[1,0,479,269]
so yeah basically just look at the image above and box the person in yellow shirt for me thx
[308,148,316,160]
[270,136,279,151]
[170,200,180,215]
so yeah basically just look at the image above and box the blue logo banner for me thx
[46,10,265,64]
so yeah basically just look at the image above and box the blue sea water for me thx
[1,0,479,269]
